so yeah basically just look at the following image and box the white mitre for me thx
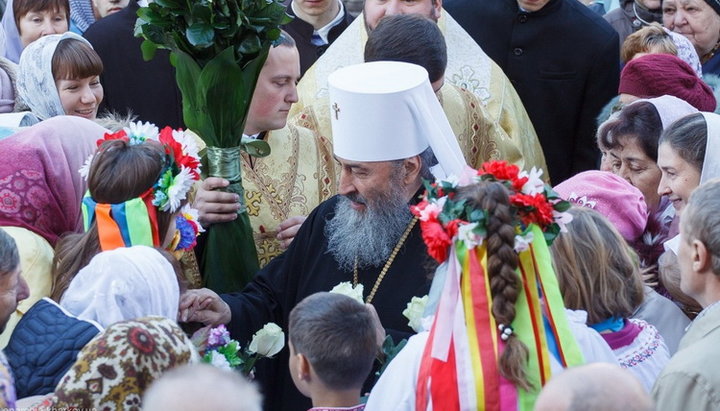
[328,61,467,178]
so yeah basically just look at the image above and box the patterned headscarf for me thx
[69,0,96,33]
[44,317,196,410]
[60,246,181,329]
[17,32,94,120]
[0,116,107,246]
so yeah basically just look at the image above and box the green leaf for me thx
[241,138,271,157]
[554,200,571,212]
[238,35,262,54]
[140,39,158,61]
[186,23,215,47]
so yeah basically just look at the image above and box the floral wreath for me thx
[411,161,572,263]
[79,122,203,252]
[79,121,202,213]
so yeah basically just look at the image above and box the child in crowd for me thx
[551,207,670,391]
[288,292,378,411]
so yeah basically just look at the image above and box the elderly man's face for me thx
[0,266,29,334]
[336,156,406,212]
[363,0,442,32]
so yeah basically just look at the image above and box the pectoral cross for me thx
[332,102,340,120]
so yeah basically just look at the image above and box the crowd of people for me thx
[1,0,720,410]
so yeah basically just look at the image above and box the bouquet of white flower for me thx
[192,322,285,376]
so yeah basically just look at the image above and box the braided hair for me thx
[457,181,531,390]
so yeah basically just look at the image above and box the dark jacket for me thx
[282,2,355,76]
[83,1,184,128]
[604,0,663,51]
[221,194,434,411]
[445,0,619,184]
[5,298,101,398]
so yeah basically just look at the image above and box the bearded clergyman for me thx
[178,61,468,411]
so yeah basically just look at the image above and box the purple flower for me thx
[208,325,230,348]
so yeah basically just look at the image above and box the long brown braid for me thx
[457,181,531,390]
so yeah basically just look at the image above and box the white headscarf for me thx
[60,246,180,329]
[701,112,720,184]
[637,95,699,130]
[17,32,92,120]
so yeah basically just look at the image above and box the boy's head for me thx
[288,292,377,397]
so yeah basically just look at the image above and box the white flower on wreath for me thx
[519,167,545,196]
[181,204,205,233]
[403,295,429,333]
[553,208,574,233]
[248,322,285,358]
[124,121,159,144]
[458,222,483,248]
[330,281,364,304]
[173,128,201,165]
[164,167,195,212]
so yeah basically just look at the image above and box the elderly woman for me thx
[663,0,720,74]
[0,0,70,63]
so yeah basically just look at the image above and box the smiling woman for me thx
[663,0,720,74]
[17,31,104,120]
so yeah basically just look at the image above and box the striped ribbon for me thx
[81,190,160,251]
[416,224,584,411]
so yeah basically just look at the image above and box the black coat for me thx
[445,0,619,184]
[222,195,434,411]
[83,1,184,128]
[282,2,355,76]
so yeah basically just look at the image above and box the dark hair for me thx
[51,139,176,301]
[659,112,706,172]
[597,101,663,161]
[364,14,447,84]
[456,181,530,390]
[13,0,70,34]
[289,292,377,390]
[51,38,103,80]
[0,228,19,275]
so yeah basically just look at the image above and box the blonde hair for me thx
[621,23,677,63]
[550,207,644,324]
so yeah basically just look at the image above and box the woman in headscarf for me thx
[17,32,103,122]
[663,0,720,75]
[597,96,698,275]
[59,245,184,328]
[4,246,184,399]
[32,317,196,410]
[0,115,106,347]
[0,0,69,64]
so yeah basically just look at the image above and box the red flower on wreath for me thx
[97,129,128,147]
[159,127,201,179]
[420,219,452,263]
[479,161,528,191]
[511,193,554,227]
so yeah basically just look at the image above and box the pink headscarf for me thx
[0,116,108,245]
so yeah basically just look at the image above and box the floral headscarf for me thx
[39,317,195,410]
[17,32,94,120]
[0,116,107,245]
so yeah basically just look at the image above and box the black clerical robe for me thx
[221,195,434,411]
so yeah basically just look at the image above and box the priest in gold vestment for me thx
[289,1,547,176]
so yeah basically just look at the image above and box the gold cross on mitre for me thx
[332,102,340,120]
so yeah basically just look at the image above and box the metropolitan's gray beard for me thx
[325,187,413,272]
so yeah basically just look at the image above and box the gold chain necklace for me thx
[353,216,418,304]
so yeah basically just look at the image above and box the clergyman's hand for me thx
[277,215,307,249]
[179,288,231,326]
[194,177,240,226]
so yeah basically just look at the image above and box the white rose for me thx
[329,281,364,304]
[209,350,231,370]
[402,295,429,333]
[248,322,285,357]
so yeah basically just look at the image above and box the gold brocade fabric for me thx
[241,124,335,267]
[289,10,549,179]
